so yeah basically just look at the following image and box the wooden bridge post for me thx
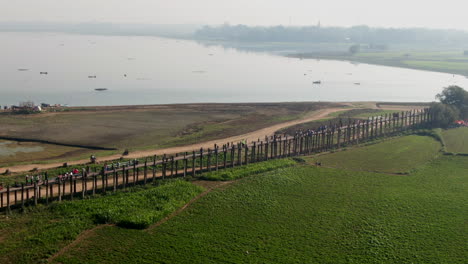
[215,146,219,171]
[33,182,38,206]
[207,149,211,172]
[82,173,87,199]
[410,110,414,127]
[269,137,273,158]
[38,183,41,200]
[174,155,179,177]
[132,162,137,185]
[122,165,127,190]
[184,152,188,177]
[351,122,356,143]
[231,145,236,167]
[400,111,404,130]
[379,116,383,137]
[113,168,117,192]
[199,148,204,174]
[238,144,242,166]
[72,175,76,195]
[5,186,11,214]
[99,167,106,195]
[223,146,227,168]
[58,178,62,202]
[299,135,303,154]
[356,122,361,144]
[6,186,11,213]
[192,151,196,176]
[280,135,288,158]
[45,180,49,205]
[365,120,369,140]
[259,141,263,160]
[321,130,326,152]
[245,145,249,165]
[21,184,25,207]
[170,156,175,177]
[279,136,284,157]
[69,175,73,201]
[49,182,53,202]
[162,157,167,179]
[152,155,157,182]
[251,142,256,163]
[144,159,148,184]
[346,119,351,144]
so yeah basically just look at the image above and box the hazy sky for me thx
[2,0,468,30]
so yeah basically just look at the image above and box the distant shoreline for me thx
[0,101,432,112]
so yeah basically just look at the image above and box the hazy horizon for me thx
[2,0,468,31]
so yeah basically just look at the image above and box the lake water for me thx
[1,32,467,106]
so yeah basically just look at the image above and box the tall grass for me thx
[200,159,297,181]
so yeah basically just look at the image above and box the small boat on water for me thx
[18,69,29,71]
[94,88,108,91]
[88,75,97,78]
[313,80,321,84]
[40,72,48,75]
[354,82,361,85]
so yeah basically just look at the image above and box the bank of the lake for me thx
[289,50,468,77]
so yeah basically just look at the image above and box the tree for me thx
[349,44,361,55]
[436,85,468,119]
[429,103,460,128]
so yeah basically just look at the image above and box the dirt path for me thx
[1,107,346,174]
[47,224,113,263]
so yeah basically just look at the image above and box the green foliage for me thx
[309,135,442,174]
[200,159,297,181]
[349,44,361,54]
[429,102,460,128]
[436,85,468,119]
[0,180,203,263]
[52,156,468,264]
[49,180,203,229]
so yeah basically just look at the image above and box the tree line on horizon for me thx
[195,24,468,47]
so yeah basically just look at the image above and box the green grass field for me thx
[441,127,468,154]
[52,153,467,264]
[309,135,442,174]
[0,180,203,264]
[1,134,466,263]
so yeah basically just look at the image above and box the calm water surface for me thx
[1,32,467,106]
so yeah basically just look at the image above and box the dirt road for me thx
[0,107,346,174]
